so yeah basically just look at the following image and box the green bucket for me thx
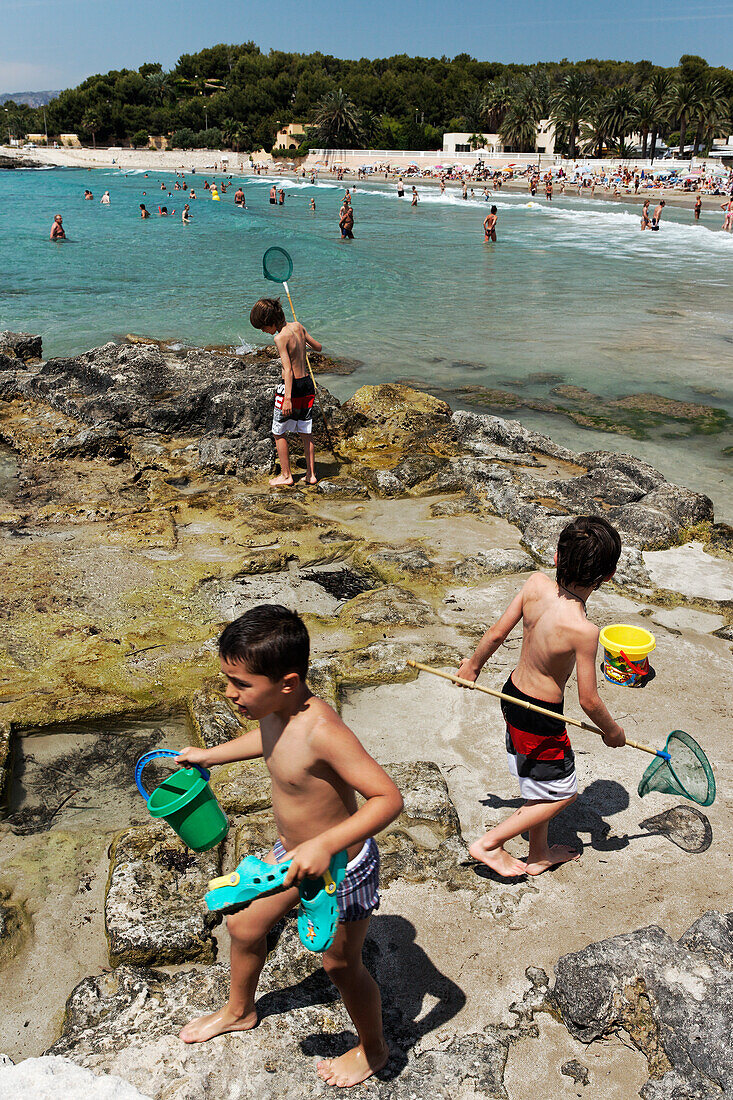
[135,749,229,852]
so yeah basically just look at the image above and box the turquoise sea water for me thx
[1,166,732,516]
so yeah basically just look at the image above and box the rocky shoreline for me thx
[0,331,731,1098]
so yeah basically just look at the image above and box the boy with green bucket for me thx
[458,516,627,878]
[175,604,403,1088]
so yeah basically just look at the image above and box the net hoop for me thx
[262,246,293,285]
[638,729,716,807]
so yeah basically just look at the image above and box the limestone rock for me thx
[561,1059,590,1086]
[453,548,534,579]
[341,585,437,627]
[451,409,576,461]
[0,1055,153,1099]
[105,823,220,967]
[47,919,516,1100]
[343,384,452,441]
[369,547,435,579]
[51,428,128,462]
[552,911,733,1099]
[210,758,272,815]
[0,331,42,362]
[314,476,370,499]
[188,687,244,748]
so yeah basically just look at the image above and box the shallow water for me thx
[5,712,191,834]
[1,167,731,515]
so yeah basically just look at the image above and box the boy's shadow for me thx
[480,779,633,856]
[255,915,466,1080]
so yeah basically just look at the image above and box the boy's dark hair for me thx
[556,516,621,590]
[219,604,309,681]
[250,297,285,330]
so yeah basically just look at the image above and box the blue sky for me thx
[2,0,732,91]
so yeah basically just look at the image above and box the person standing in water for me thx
[50,214,66,240]
[640,199,651,230]
[694,196,702,221]
[140,203,151,218]
[483,205,498,242]
[411,186,419,207]
[100,191,111,205]
[397,177,404,198]
[651,199,665,231]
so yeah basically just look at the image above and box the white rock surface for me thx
[0,1054,152,1099]
[643,542,733,602]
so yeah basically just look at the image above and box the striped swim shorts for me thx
[272,837,380,922]
[272,374,315,437]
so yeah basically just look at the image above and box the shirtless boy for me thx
[651,199,665,230]
[458,516,626,878]
[483,205,498,242]
[250,297,321,486]
[176,605,403,1088]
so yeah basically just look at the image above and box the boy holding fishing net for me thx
[250,297,322,487]
[457,516,626,877]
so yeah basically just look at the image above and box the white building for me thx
[442,119,556,156]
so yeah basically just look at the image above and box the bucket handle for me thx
[619,650,649,678]
[135,749,210,801]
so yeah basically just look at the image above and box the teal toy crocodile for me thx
[205,849,348,953]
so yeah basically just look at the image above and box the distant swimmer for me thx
[309,198,316,212]
[269,185,277,205]
[651,199,665,231]
[440,178,445,194]
[83,189,93,200]
[278,189,284,205]
[397,177,404,197]
[234,187,245,206]
[462,180,468,200]
[189,190,196,200]
[211,186,220,201]
[140,203,151,218]
[158,206,170,215]
[483,205,498,242]
[182,203,192,224]
[545,179,552,201]
[100,191,110,205]
[694,196,702,221]
[411,186,419,207]
[50,214,66,240]
[640,199,651,231]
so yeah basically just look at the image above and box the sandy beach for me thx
[6,142,727,211]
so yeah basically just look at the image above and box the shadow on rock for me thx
[298,914,467,1081]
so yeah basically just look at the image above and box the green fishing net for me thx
[262,246,293,284]
[638,730,716,807]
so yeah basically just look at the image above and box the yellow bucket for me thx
[599,624,655,687]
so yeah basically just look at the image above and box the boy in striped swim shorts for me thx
[458,516,626,878]
[250,297,321,488]
[175,605,403,1088]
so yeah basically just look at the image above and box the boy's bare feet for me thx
[469,838,527,878]
[316,1041,389,1088]
[524,845,580,876]
[179,1006,257,1043]
[300,475,318,486]
[269,474,294,487]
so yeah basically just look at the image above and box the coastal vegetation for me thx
[2,46,731,154]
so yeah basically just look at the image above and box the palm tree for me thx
[602,87,639,156]
[483,81,512,131]
[222,118,248,152]
[670,80,702,160]
[312,88,364,148]
[550,72,594,158]
[499,75,548,153]
[462,86,487,132]
[146,70,172,105]
[691,78,729,156]
[646,71,673,162]
[635,94,658,158]
[359,109,381,146]
[579,101,611,157]
[81,109,101,149]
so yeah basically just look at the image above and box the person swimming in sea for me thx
[640,199,651,231]
[140,203,151,218]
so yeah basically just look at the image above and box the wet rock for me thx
[639,805,713,854]
[300,563,375,602]
[390,453,448,492]
[0,1055,153,1099]
[314,476,369,499]
[451,410,576,461]
[105,823,220,967]
[369,547,435,579]
[561,1059,590,1086]
[0,331,42,362]
[51,428,128,462]
[552,911,733,1099]
[188,687,243,748]
[341,585,437,627]
[453,548,534,579]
